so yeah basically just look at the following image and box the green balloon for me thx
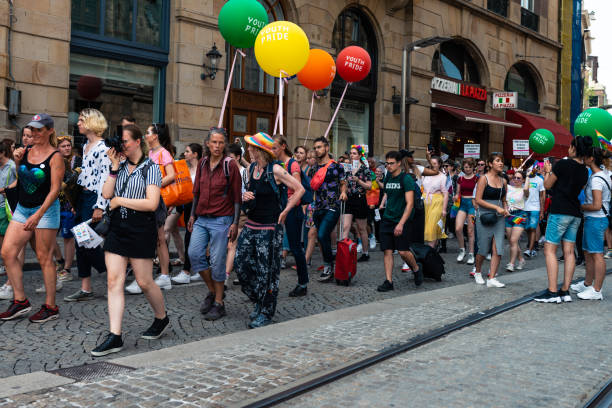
[574,108,612,148]
[218,0,269,49]
[529,129,555,154]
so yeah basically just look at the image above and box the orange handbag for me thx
[160,156,194,207]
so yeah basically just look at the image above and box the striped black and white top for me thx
[114,159,162,201]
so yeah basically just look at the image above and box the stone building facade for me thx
[0,0,568,161]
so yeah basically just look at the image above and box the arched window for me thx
[432,41,480,84]
[231,0,285,94]
[505,64,540,113]
[330,8,378,154]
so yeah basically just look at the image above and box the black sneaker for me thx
[64,290,94,302]
[413,266,424,287]
[141,315,170,339]
[204,302,226,321]
[0,299,32,320]
[288,285,307,297]
[575,257,584,266]
[233,278,241,286]
[558,289,572,303]
[357,254,370,263]
[534,289,561,304]
[377,280,394,292]
[317,265,334,283]
[199,292,215,314]
[91,333,123,357]
[28,304,59,323]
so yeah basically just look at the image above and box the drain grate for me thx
[50,361,135,381]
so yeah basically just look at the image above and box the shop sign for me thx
[512,139,530,156]
[464,143,480,158]
[493,92,518,109]
[431,77,487,101]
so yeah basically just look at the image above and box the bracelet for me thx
[109,168,119,176]
[109,173,117,178]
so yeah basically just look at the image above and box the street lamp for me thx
[400,36,450,150]
[201,43,223,80]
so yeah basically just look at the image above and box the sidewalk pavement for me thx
[0,262,609,407]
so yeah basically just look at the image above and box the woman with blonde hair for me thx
[0,114,64,322]
[64,108,110,302]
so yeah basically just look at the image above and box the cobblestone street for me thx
[0,238,551,378]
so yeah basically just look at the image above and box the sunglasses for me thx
[384,162,397,166]
[57,135,72,142]
[477,163,485,166]
[513,177,523,180]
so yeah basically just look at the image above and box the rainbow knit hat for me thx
[245,132,275,156]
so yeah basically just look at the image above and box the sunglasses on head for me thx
[57,135,71,142]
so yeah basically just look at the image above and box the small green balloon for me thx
[529,129,555,154]
[218,0,269,49]
[574,108,612,148]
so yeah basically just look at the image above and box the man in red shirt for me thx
[188,128,241,320]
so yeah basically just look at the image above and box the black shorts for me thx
[345,194,368,219]
[379,219,412,251]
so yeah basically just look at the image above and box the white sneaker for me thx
[456,248,466,263]
[486,253,492,261]
[474,273,485,285]
[190,273,202,282]
[125,280,143,294]
[523,249,532,258]
[369,234,376,250]
[171,271,191,285]
[356,243,363,253]
[401,262,411,273]
[466,253,475,265]
[35,279,63,293]
[577,286,603,300]
[605,250,612,259]
[0,283,13,300]
[530,250,537,257]
[487,277,506,288]
[516,259,526,271]
[505,263,514,272]
[154,274,172,290]
[570,280,588,293]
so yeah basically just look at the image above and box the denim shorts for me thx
[458,197,475,216]
[545,213,581,245]
[583,216,608,253]
[188,215,233,282]
[505,210,527,229]
[525,210,540,230]
[12,200,60,229]
[60,211,76,238]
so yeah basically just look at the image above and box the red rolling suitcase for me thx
[334,202,357,286]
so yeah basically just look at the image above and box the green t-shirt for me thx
[383,171,415,223]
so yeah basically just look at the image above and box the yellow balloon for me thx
[254,21,310,77]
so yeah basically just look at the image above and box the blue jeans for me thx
[189,215,233,282]
[313,209,340,266]
[545,213,581,245]
[285,206,308,285]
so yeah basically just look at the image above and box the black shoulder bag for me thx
[94,163,135,237]
[479,176,504,226]
[594,175,612,229]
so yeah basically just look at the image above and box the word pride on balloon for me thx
[529,128,555,154]
[254,21,309,77]
[336,46,371,83]
[218,0,269,49]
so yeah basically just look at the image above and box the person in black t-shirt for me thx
[535,136,590,304]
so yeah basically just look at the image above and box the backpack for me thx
[200,156,233,196]
[410,243,445,281]
[248,161,287,211]
[287,158,313,204]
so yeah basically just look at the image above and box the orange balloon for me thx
[297,49,336,91]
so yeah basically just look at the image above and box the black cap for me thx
[26,113,54,129]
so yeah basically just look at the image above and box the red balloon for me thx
[77,75,102,101]
[336,46,371,83]
[297,49,336,91]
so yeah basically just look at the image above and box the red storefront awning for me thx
[504,110,573,160]
[432,103,522,128]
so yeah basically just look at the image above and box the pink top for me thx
[421,173,447,202]
[149,147,173,166]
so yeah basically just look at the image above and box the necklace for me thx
[128,158,140,166]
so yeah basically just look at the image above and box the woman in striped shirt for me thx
[91,125,169,357]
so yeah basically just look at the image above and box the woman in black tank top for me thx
[234,133,304,329]
[0,113,65,323]
[474,153,509,288]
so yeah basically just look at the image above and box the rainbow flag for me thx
[512,216,525,225]
[596,130,612,152]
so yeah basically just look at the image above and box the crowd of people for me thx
[0,110,608,356]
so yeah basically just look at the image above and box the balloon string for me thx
[218,49,245,128]
[273,104,280,135]
[517,152,534,171]
[303,92,315,147]
[324,82,350,139]
[273,71,289,136]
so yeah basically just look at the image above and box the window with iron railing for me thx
[487,0,508,17]
[521,7,539,31]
